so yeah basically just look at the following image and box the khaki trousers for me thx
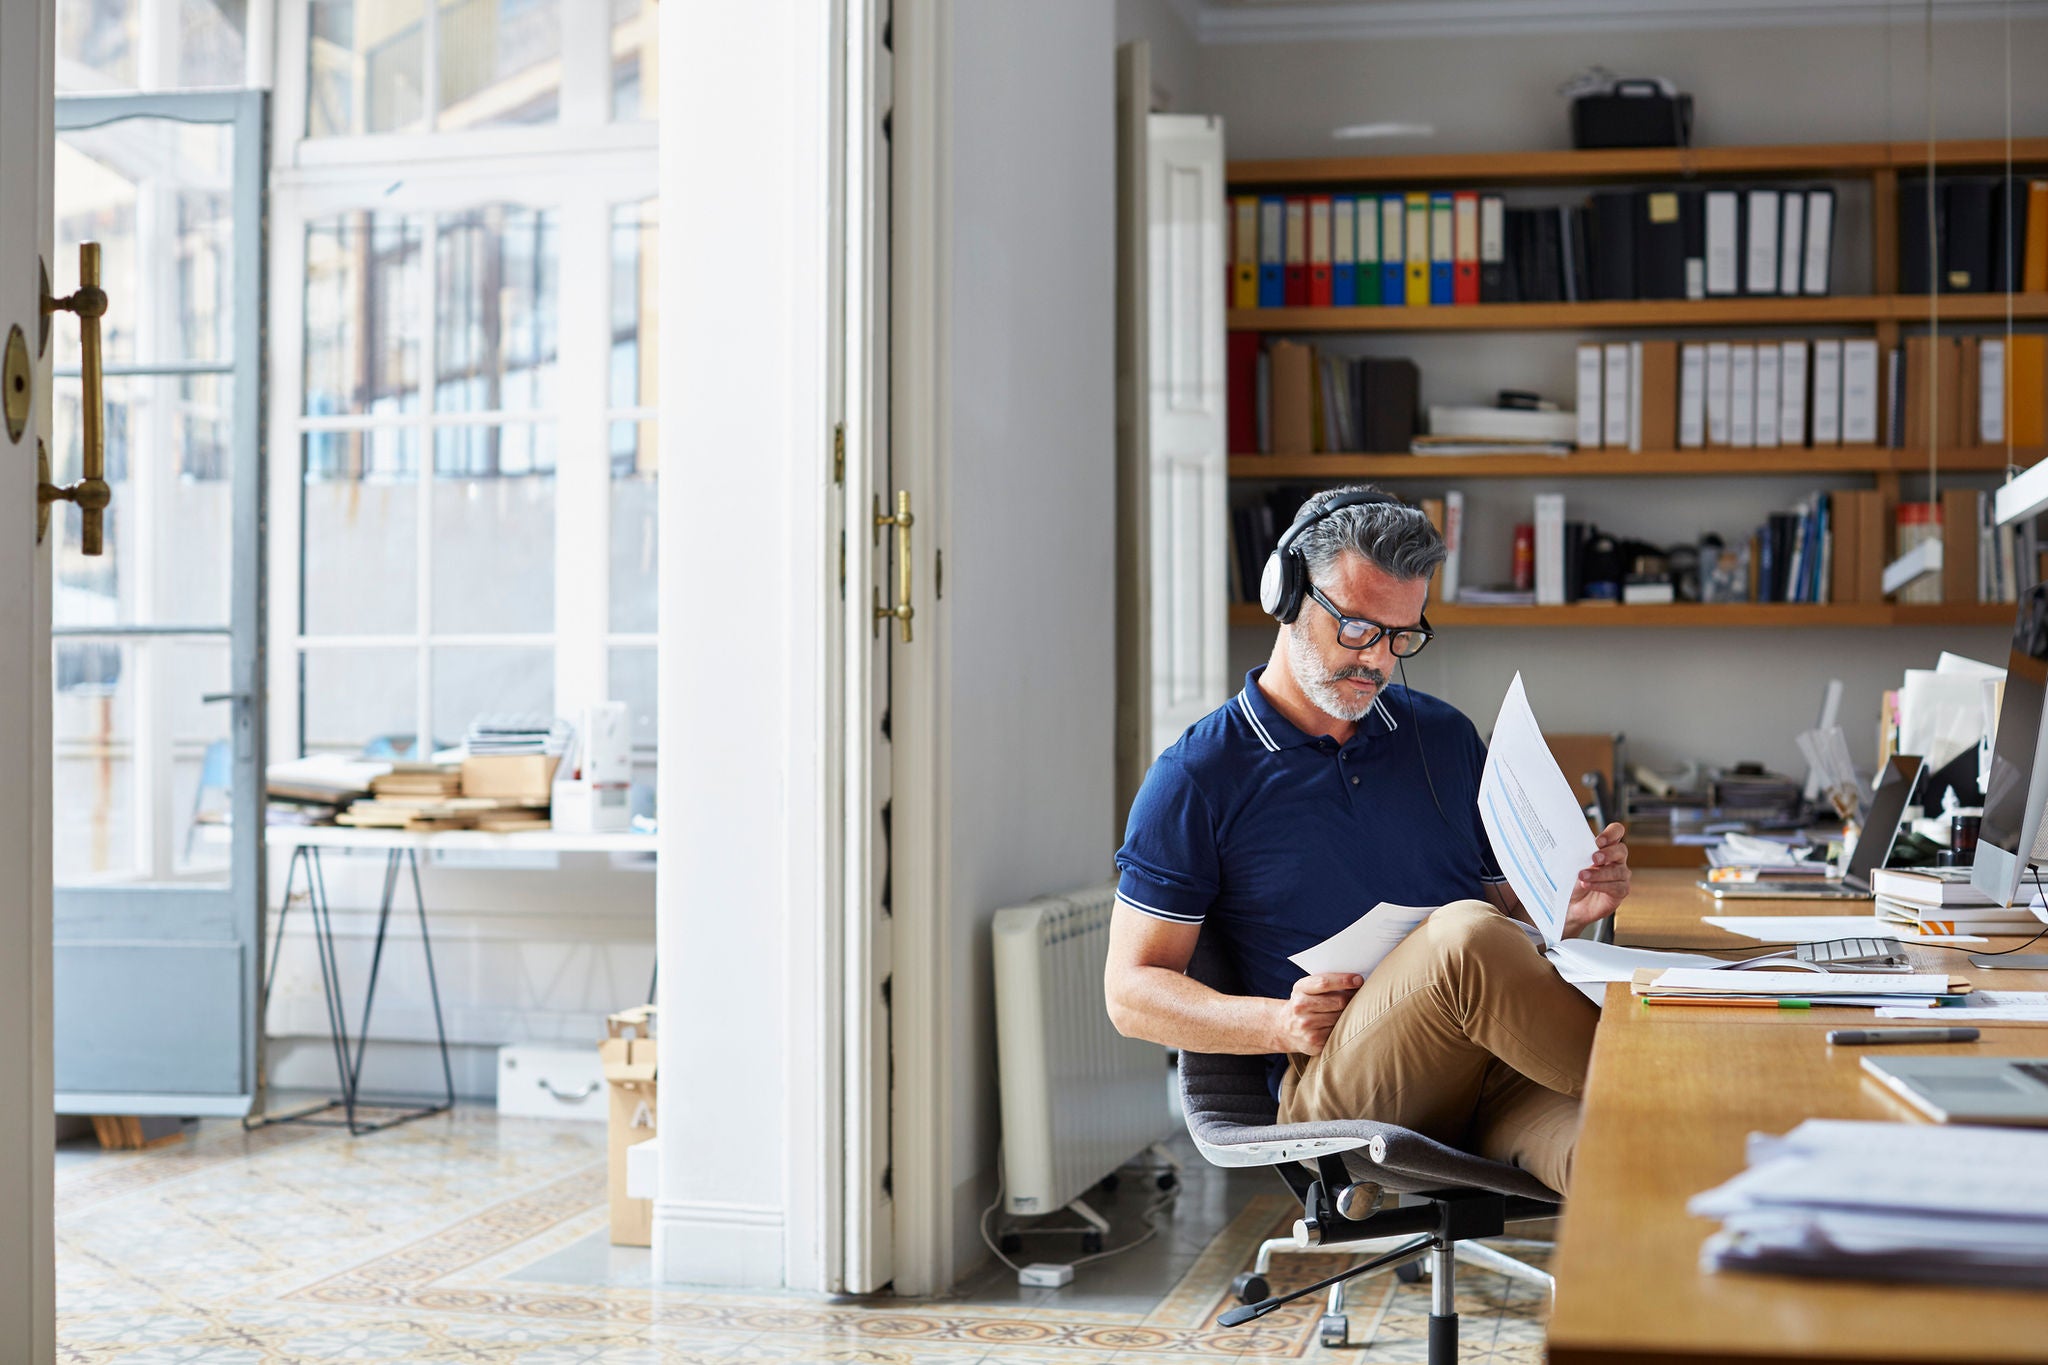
[1276,899,1597,1196]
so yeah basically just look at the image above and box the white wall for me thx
[1206,14,2042,771]
[939,0,1119,1282]
[1115,0,1202,112]
[651,0,832,1291]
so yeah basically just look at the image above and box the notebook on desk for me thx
[1704,754,1921,900]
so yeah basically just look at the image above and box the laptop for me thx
[1703,754,1922,901]
[1861,1055,2048,1126]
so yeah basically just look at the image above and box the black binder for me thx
[1635,187,1688,300]
[1589,191,1636,300]
[1679,188,1706,299]
[1899,177,1943,294]
[1943,178,1993,293]
[1992,174,2027,294]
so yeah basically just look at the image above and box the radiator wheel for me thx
[1081,1231,1105,1254]
[1396,1261,1425,1284]
[1230,1272,1269,1304]
[1156,1171,1178,1192]
[999,1233,1022,1254]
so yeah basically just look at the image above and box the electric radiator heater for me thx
[992,884,1176,1218]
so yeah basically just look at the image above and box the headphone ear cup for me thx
[1259,550,1298,623]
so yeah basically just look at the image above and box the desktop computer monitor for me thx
[1972,583,2048,907]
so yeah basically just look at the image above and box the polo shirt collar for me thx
[1238,666,1400,753]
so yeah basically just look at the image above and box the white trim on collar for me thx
[1237,691,1280,752]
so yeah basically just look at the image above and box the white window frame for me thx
[266,2,657,767]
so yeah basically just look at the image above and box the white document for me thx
[1679,343,1707,448]
[1746,188,1780,293]
[1779,340,1808,447]
[1706,341,1732,445]
[1547,939,1728,1005]
[1576,345,1604,448]
[1812,339,1844,445]
[1288,902,1438,981]
[1900,668,1995,772]
[1729,344,1756,447]
[1477,673,1596,946]
[1842,339,1880,445]
[1533,494,1566,606]
[1779,192,1805,296]
[1754,345,1781,447]
[1875,991,2048,1021]
[1803,188,1835,294]
[1982,338,2007,444]
[1705,190,1740,295]
[1650,968,1954,996]
[1603,343,1631,450]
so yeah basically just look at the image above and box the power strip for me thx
[1018,1263,1075,1289]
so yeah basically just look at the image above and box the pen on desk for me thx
[1642,997,1811,1009]
[1824,1027,1982,1045]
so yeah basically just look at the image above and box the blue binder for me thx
[1429,191,1455,305]
[1257,196,1285,307]
[1379,195,1405,304]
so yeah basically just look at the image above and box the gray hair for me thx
[1295,485,1446,587]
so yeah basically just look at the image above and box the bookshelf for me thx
[1226,602,2013,629]
[1227,134,2048,628]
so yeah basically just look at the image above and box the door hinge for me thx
[832,421,845,485]
[838,529,846,599]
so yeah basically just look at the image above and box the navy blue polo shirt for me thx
[1115,667,1507,1073]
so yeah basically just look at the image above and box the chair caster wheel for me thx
[1230,1272,1269,1304]
[1318,1313,1349,1348]
[1155,1171,1178,1191]
[1080,1231,1104,1254]
[1098,1173,1120,1193]
[999,1233,1022,1254]
[1396,1260,1424,1284]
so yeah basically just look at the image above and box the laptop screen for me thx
[1842,754,1923,893]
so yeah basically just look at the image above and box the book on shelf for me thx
[1409,437,1572,456]
[1428,405,1577,444]
[1230,178,1834,308]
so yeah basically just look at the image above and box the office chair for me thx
[1180,932,1561,1360]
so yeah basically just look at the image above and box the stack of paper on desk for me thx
[1692,1119,2048,1287]
[1634,968,1964,997]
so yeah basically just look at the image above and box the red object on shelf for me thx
[1227,333,1260,455]
[1512,523,1536,591]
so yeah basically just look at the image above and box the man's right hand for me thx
[1272,972,1364,1055]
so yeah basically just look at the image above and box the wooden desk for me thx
[1548,869,2048,1365]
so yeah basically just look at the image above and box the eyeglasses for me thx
[1306,585,1435,657]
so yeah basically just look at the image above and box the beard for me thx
[1286,624,1387,724]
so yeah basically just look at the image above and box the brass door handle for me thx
[41,242,110,553]
[873,489,914,643]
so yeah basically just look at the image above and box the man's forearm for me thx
[1484,880,1534,928]
[1107,967,1282,1055]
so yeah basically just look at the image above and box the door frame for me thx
[878,0,949,1298]
[0,0,57,1354]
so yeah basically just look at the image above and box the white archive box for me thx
[497,1044,607,1122]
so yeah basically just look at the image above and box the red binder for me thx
[1453,191,1480,304]
[1227,332,1260,454]
[1284,197,1308,306]
[1308,195,1333,306]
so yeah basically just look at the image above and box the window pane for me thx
[303,647,420,757]
[308,0,427,138]
[609,200,656,410]
[437,205,558,414]
[59,0,247,92]
[608,646,655,756]
[438,0,560,131]
[53,375,233,631]
[55,117,234,367]
[610,422,655,634]
[611,0,655,122]
[303,431,420,635]
[432,453,553,633]
[165,641,234,879]
[432,646,551,748]
[54,639,137,881]
[305,212,424,418]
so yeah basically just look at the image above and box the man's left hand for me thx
[1563,823,1631,938]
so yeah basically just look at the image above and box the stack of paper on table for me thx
[1873,991,2048,1022]
[1691,1119,2048,1287]
[1873,866,2048,934]
[1703,914,1989,944]
[1633,968,1966,999]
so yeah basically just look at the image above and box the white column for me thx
[655,0,834,1290]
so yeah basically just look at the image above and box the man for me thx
[1104,486,1629,1195]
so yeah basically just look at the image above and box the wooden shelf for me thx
[1224,138,2048,189]
[1226,602,2015,629]
[1227,295,2048,333]
[1228,448,2031,480]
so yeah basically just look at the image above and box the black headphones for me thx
[1258,487,1405,624]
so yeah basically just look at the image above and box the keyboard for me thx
[1794,936,1911,971]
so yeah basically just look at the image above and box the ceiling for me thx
[1168,0,2048,43]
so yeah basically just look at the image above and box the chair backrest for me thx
[1179,930,1283,1130]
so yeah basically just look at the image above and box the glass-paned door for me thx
[51,90,265,1115]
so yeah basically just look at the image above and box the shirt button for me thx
[1351,775,1360,785]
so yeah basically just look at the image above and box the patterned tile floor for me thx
[56,1105,1551,1363]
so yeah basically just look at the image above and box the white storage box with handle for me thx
[497,1044,607,1121]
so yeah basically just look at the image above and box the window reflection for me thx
[436,205,558,416]
[305,212,425,419]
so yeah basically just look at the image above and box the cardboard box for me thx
[600,1004,658,1246]
[461,753,560,802]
